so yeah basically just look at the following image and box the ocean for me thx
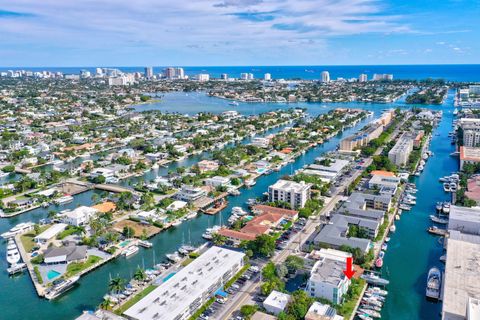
[1,64,480,82]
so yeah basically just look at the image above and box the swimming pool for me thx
[47,270,61,280]
[162,272,177,283]
[256,168,266,174]
[119,240,131,248]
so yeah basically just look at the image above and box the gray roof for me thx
[314,215,371,252]
[44,244,87,262]
[310,258,345,286]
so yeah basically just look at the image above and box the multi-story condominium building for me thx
[321,71,330,83]
[306,250,351,304]
[144,67,153,78]
[175,186,207,202]
[388,132,414,166]
[459,146,480,170]
[268,179,312,209]
[358,74,368,82]
[339,123,384,151]
[124,247,245,320]
[197,74,210,82]
[460,119,480,147]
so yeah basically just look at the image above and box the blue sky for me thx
[0,0,478,66]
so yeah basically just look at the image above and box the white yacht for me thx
[138,240,153,248]
[1,222,35,239]
[6,245,21,265]
[426,267,441,300]
[54,195,74,205]
[123,245,139,257]
[45,276,80,300]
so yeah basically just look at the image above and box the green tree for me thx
[133,267,147,282]
[108,277,126,294]
[285,255,304,273]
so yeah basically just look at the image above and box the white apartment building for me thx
[124,247,245,320]
[321,71,330,83]
[268,180,312,209]
[263,290,291,315]
[359,74,368,82]
[264,73,272,81]
[306,252,351,304]
[460,119,480,147]
[198,74,210,82]
[388,133,413,166]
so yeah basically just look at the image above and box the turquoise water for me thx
[0,89,461,319]
[47,270,62,281]
[162,272,177,283]
[118,240,131,248]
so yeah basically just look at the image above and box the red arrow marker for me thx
[343,257,355,279]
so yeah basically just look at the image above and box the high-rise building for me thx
[80,70,91,78]
[373,73,394,81]
[264,73,272,81]
[95,68,103,76]
[321,71,330,83]
[240,73,254,80]
[198,74,210,82]
[359,74,368,82]
[175,67,185,79]
[144,67,153,79]
[268,180,312,209]
[164,67,175,79]
[221,73,228,80]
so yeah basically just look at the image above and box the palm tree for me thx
[100,297,112,310]
[108,277,126,295]
[133,267,147,282]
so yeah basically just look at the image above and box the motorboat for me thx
[361,273,390,286]
[7,262,27,275]
[54,195,74,205]
[449,183,458,192]
[389,225,396,233]
[385,237,391,242]
[379,251,385,259]
[1,222,35,239]
[435,202,443,211]
[381,243,388,251]
[244,179,256,187]
[426,267,442,300]
[443,183,451,192]
[358,308,381,318]
[430,215,448,224]
[166,252,181,263]
[357,315,373,320]
[229,101,239,106]
[178,247,189,256]
[6,247,21,265]
[367,286,388,296]
[138,240,153,248]
[232,207,248,216]
[375,258,383,268]
[45,276,80,300]
[443,202,451,214]
[123,245,139,257]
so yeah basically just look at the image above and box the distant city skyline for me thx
[0,0,478,67]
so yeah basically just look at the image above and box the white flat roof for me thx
[443,231,480,320]
[124,246,245,320]
[263,290,291,311]
[35,223,68,241]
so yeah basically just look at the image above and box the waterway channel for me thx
[0,92,452,319]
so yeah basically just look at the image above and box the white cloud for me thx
[0,0,410,55]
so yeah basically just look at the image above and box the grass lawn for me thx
[115,285,157,315]
[65,255,102,278]
[181,257,194,267]
[20,225,50,253]
[336,278,366,318]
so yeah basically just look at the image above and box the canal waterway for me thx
[0,92,454,319]
[381,91,457,319]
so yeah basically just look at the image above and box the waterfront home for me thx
[305,250,351,304]
[43,244,88,264]
[204,176,230,188]
[174,185,207,203]
[166,200,187,211]
[144,152,168,162]
[197,159,219,173]
[7,198,36,210]
[61,206,98,226]
[305,301,344,320]
[263,290,291,316]
[91,201,116,214]
[34,223,68,244]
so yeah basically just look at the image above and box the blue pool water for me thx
[47,270,61,280]
[163,272,177,283]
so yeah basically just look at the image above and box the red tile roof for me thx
[253,204,298,218]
